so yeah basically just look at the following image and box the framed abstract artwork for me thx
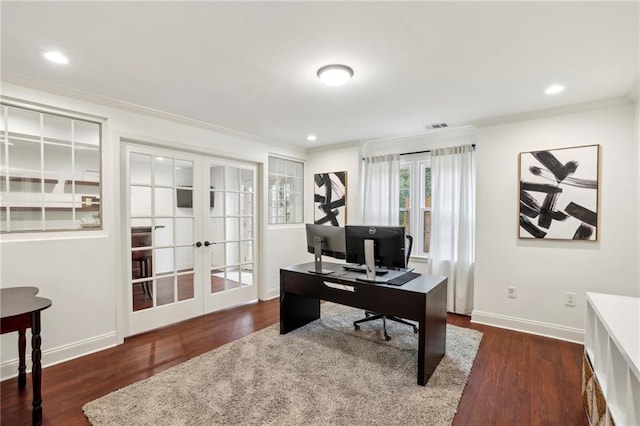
[314,171,347,226]
[519,144,600,240]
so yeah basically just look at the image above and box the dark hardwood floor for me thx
[1,299,587,426]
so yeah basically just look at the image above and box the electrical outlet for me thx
[507,286,516,299]
[565,292,576,307]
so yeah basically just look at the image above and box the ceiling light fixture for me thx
[307,134,317,141]
[317,64,354,87]
[43,51,69,65]
[544,84,565,95]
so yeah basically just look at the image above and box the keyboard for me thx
[342,265,389,276]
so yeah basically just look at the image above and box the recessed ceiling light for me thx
[317,64,354,87]
[545,84,565,95]
[43,51,69,65]
[307,134,317,141]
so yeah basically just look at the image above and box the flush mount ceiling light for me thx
[544,84,565,95]
[43,51,69,65]
[317,64,354,87]
[307,134,317,141]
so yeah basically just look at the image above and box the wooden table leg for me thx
[18,327,27,389]
[31,311,43,426]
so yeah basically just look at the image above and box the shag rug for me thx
[83,303,482,425]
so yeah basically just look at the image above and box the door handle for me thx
[204,241,212,247]
[194,241,203,248]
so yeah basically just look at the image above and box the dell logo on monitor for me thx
[368,227,377,235]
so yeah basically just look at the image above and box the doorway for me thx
[125,144,258,335]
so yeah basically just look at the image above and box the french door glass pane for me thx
[225,192,239,216]
[175,160,193,187]
[154,218,174,246]
[210,269,224,294]
[209,217,225,241]
[240,265,253,285]
[154,157,173,186]
[226,267,241,289]
[155,247,174,275]
[154,188,173,217]
[130,153,152,185]
[240,169,253,192]
[131,186,152,216]
[210,243,225,269]
[156,276,175,306]
[226,217,239,241]
[240,217,252,240]
[175,218,193,245]
[240,240,253,263]
[225,167,239,191]
[175,246,194,272]
[177,273,194,301]
[226,241,240,266]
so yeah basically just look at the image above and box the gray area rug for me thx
[83,303,483,425]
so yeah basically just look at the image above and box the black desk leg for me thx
[31,312,43,426]
[280,292,320,334]
[18,327,27,389]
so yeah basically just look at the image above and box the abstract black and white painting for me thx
[314,171,347,226]
[519,144,599,240]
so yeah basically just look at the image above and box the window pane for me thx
[2,105,101,233]
[400,211,410,235]
[424,167,432,208]
[423,211,431,253]
[400,168,410,209]
[267,156,303,224]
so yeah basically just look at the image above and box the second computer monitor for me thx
[345,225,406,269]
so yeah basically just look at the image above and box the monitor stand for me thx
[309,236,334,275]
[364,239,376,281]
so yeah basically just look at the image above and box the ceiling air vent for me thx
[428,123,448,129]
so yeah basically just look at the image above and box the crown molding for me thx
[1,73,300,152]
[472,97,633,128]
[306,139,362,155]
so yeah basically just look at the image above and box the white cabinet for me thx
[584,292,640,426]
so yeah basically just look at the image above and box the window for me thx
[0,102,102,233]
[399,157,431,257]
[268,156,303,224]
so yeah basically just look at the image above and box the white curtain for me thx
[429,145,475,314]
[361,154,400,225]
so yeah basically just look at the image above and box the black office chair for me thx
[353,234,418,341]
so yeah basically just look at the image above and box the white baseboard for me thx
[471,310,584,344]
[1,332,120,381]
[262,287,280,301]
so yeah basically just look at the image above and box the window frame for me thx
[267,155,304,225]
[400,155,431,258]
[0,98,105,234]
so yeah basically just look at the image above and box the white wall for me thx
[0,82,306,379]
[473,100,639,342]
[306,143,362,226]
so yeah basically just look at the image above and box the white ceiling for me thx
[1,1,638,150]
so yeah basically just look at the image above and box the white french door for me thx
[126,144,258,335]
[203,158,258,313]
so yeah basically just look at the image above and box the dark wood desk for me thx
[1,287,52,426]
[280,262,447,386]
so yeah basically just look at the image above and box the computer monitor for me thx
[305,223,346,275]
[345,225,406,270]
